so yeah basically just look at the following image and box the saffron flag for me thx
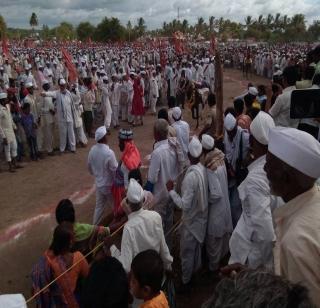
[2,35,9,56]
[61,48,78,83]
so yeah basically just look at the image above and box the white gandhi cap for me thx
[224,113,237,131]
[127,178,144,203]
[172,107,182,120]
[268,127,320,179]
[0,294,27,308]
[201,134,215,150]
[0,92,7,99]
[95,126,107,142]
[250,111,275,145]
[188,136,202,158]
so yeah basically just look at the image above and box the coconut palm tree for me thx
[29,12,38,36]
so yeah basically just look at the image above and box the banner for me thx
[61,48,78,83]
[2,34,9,56]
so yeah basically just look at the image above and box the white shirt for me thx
[149,77,159,98]
[111,208,173,273]
[269,86,299,128]
[229,155,276,269]
[87,143,117,192]
[172,120,190,159]
[148,139,179,204]
[206,156,233,237]
[47,90,74,123]
[170,163,208,243]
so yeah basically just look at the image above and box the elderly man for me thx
[42,79,77,153]
[100,76,112,131]
[269,66,299,128]
[171,106,190,159]
[109,178,173,273]
[109,74,121,128]
[0,92,19,172]
[88,126,118,224]
[229,111,277,270]
[38,80,55,155]
[145,119,180,236]
[168,137,208,292]
[201,134,233,273]
[224,113,250,227]
[264,127,320,305]
[149,70,159,115]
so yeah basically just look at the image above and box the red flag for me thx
[61,47,78,83]
[2,35,9,56]
[159,39,166,69]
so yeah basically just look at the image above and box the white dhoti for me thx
[111,104,119,127]
[180,226,202,284]
[206,233,230,271]
[75,126,88,145]
[58,121,76,152]
[4,139,17,162]
[93,188,114,225]
[150,96,157,114]
[39,123,54,153]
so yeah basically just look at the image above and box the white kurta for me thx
[172,120,190,159]
[269,86,299,128]
[110,208,173,273]
[229,155,276,270]
[170,163,208,283]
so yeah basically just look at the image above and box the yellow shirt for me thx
[140,291,169,308]
[274,185,320,307]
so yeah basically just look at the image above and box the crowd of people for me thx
[1,41,320,308]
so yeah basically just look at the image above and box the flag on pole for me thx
[210,33,216,55]
[2,34,9,57]
[61,48,78,83]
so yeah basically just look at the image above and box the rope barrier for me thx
[26,216,182,304]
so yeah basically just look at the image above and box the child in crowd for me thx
[20,102,38,160]
[130,250,169,308]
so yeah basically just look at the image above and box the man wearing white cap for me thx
[21,64,38,89]
[109,178,172,273]
[38,80,55,155]
[229,111,278,270]
[146,119,180,237]
[171,106,190,159]
[201,134,233,273]
[109,74,121,128]
[0,66,9,89]
[23,82,39,122]
[168,137,208,292]
[223,112,250,227]
[0,92,19,172]
[100,76,112,130]
[264,127,320,305]
[269,66,299,128]
[88,126,118,224]
[149,70,159,115]
[42,78,77,153]
[44,61,54,88]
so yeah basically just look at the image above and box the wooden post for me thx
[214,49,224,138]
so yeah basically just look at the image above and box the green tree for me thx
[76,22,95,41]
[29,12,38,35]
[196,17,205,34]
[182,19,189,33]
[42,24,50,40]
[55,22,75,40]
[308,20,320,41]
[136,17,146,37]
[0,15,7,38]
[94,17,125,41]
[209,16,215,32]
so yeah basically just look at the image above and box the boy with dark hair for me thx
[20,102,39,160]
[130,250,169,308]
[82,256,129,308]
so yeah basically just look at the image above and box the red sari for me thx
[131,78,145,116]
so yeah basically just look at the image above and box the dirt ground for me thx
[0,68,269,307]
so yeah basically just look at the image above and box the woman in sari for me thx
[131,75,145,126]
[31,223,89,308]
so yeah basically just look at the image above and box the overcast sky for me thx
[2,0,320,29]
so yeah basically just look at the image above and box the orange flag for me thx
[61,48,78,83]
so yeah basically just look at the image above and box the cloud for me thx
[1,0,319,29]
